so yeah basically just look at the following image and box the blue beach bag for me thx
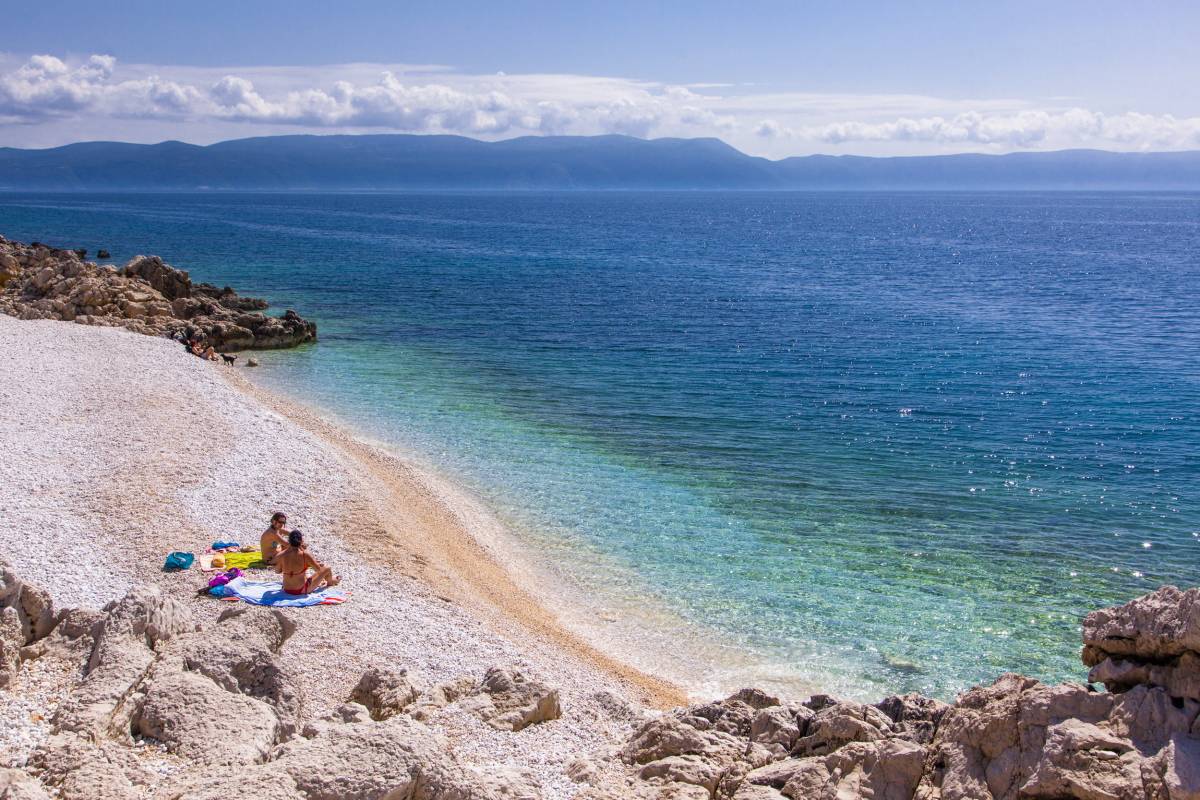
[163,552,195,571]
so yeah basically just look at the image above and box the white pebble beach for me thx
[0,314,682,798]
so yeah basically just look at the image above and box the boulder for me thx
[408,676,477,721]
[269,715,472,800]
[792,700,895,757]
[351,665,422,720]
[466,667,562,732]
[875,692,950,744]
[121,255,191,300]
[29,734,148,800]
[1018,719,1146,800]
[53,586,194,737]
[779,739,926,800]
[749,705,805,757]
[1150,734,1200,800]
[0,560,58,645]
[133,669,280,764]
[166,773,301,800]
[1083,585,1200,662]
[0,768,51,800]
[172,606,302,735]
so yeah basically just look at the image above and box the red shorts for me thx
[284,577,311,596]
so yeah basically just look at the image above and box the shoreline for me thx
[0,314,677,797]
[234,358,836,706]
[218,366,687,709]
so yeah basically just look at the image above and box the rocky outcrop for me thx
[0,560,57,687]
[0,236,316,351]
[5,558,1200,800]
[1083,586,1200,704]
[1,566,553,799]
[579,587,1200,800]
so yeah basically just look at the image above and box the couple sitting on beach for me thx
[259,512,340,595]
[186,336,220,362]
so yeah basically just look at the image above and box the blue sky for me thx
[2,1,1198,156]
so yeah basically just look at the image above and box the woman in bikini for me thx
[275,529,339,595]
[260,512,290,564]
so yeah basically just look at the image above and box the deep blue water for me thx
[3,191,1198,699]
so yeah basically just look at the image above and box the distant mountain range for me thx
[3,134,1200,190]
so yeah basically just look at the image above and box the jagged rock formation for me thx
[1,560,560,799]
[574,587,1200,800]
[0,236,316,351]
[5,558,1199,799]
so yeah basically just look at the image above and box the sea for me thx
[3,191,1198,701]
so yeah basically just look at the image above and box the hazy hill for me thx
[2,134,1199,190]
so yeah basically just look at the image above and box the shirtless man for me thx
[275,530,339,595]
[260,512,290,564]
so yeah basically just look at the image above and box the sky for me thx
[2,0,1199,158]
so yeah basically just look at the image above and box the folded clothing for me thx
[211,576,348,607]
[211,540,241,551]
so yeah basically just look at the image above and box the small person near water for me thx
[260,512,290,564]
[275,529,340,595]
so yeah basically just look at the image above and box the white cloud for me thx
[807,109,1200,150]
[0,53,734,138]
[2,52,1200,156]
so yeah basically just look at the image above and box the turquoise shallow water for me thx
[3,191,1199,699]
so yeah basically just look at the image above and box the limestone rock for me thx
[133,669,280,764]
[468,667,562,731]
[780,739,926,800]
[30,734,148,800]
[54,586,194,737]
[465,765,544,799]
[1107,684,1199,754]
[408,676,477,721]
[172,605,302,735]
[749,705,804,757]
[352,665,423,720]
[875,692,950,744]
[165,773,301,800]
[270,715,470,800]
[0,767,50,799]
[0,608,22,687]
[0,559,58,647]
[0,237,316,350]
[1091,652,1200,703]
[792,699,895,757]
[1082,585,1200,663]
[122,255,192,300]
[1018,718,1145,800]
[1151,734,1200,800]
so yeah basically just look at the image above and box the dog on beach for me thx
[220,353,238,366]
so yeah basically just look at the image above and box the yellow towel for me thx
[221,551,268,570]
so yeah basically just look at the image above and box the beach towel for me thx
[211,540,241,551]
[212,577,348,607]
[220,551,268,570]
[163,552,194,571]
